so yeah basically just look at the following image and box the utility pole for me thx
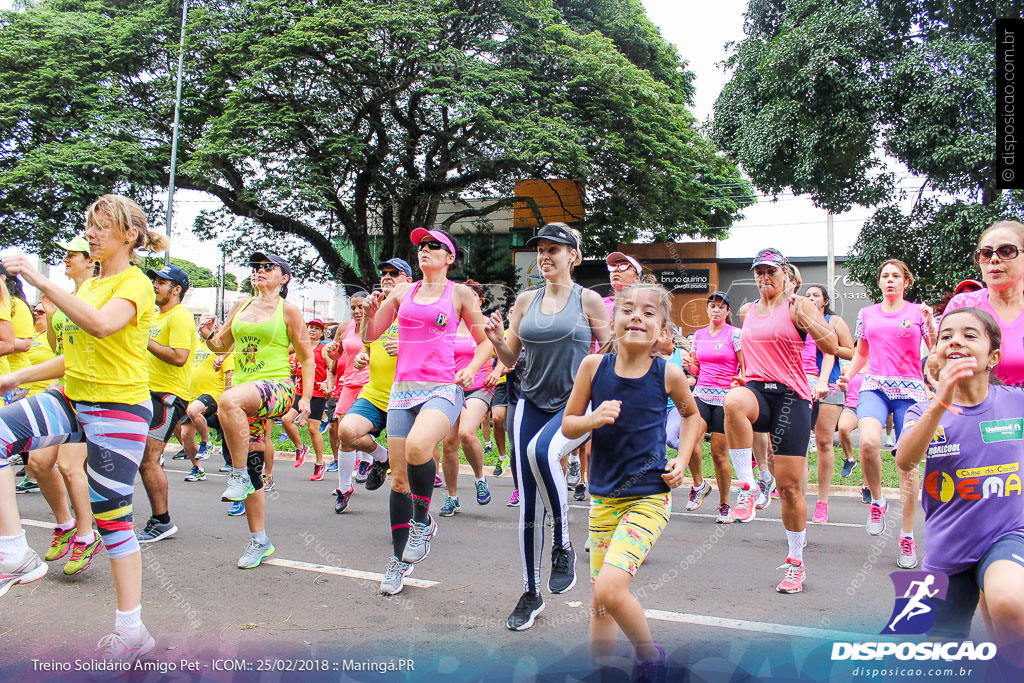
[164,0,189,266]
[826,211,836,303]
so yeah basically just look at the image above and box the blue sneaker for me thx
[227,500,246,516]
[326,460,338,473]
[319,420,329,434]
[196,441,211,461]
[475,479,491,505]
[439,496,460,517]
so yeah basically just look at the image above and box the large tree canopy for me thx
[712,0,1024,301]
[0,0,753,290]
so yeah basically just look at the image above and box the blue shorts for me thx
[386,395,462,439]
[347,398,387,435]
[856,389,916,438]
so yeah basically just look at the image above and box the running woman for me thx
[362,229,491,595]
[136,263,195,543]
[896,307,1024,660]
[0,194,165,661]
[179,326,234,482]
[838,259,935,569]
[688,291,744,522]
[802,285,854,524]
[562,282,701,677]
[838,358,868,502]
[199,252,313,569]
[484,223,612,630]
[723,248,837,593]
[0,266,34,403]
[282,319,329,480]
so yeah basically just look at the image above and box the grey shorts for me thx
[464,386,495,408]
[808,373,845,406]
[386,392,464,439]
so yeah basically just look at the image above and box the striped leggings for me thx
[0,389,151,559]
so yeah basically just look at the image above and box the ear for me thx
[989,348,1001,370]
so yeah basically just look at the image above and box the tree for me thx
[141,255,237,290]
[712,0,1024,301]
[0,0,754,291]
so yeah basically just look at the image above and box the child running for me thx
[563,283,701,680]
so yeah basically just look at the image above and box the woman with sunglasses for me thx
[199,252,313,570]
[942,221,1024,387]
[838,259,935,570]
[362,229,491,595]
[485,222,613,630]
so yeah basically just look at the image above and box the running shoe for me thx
[808,435,816,454]
[262,474,276,492]
[237,538,275,569]
[15,477,39,493]
[860,486,871,504]
[884,435,895,451]
[866,500,887,536]
[159,455,165,467]
[439,496,461,517]
[840,458,857,478]
[15,467,25,477]
[311,463,326,481]
[334,487,353,514]
[0,548,46,598]
[633,644,668,683]
[218,464,232,473]
[172,450,188,460]
[493,454,509,477]
[548,544,577,594]
[196,441,211,461]
[684,480,712,511]
[756,474,776,510]
[776,558,806,594]
[326,460,338,473]
[770,489,779,499]
[584,537,591,553]
[7,454,22,466]
[136,518,178,543]
[506,489,520,507]
[506,591,545,631]
[811,500,829,524]
[573,483,587,502]
[294,445,309,468]
[364,460,389,491]
[221,472,254,501]
[897,536,919,569]
[380,556,414,595]
[402,516,438,564]
[475,479,491,505]
[319,420,329,434]
[227,500,246,516]
[354,460,371,484]
[433,474,444,488]
[184,465,206,482]
[732,483,757,523]
[483,443,494,457]
[278,425,288,440]
[715,503,732,524]
[566,460,581,488]
[63,535,102,575]
[44,526,76,561]
[94,625,155,666]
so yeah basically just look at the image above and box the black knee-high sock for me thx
[390,490,414,558]
[406,460,436,524]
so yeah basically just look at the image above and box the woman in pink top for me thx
[362,228,491,595]
[723,248,837,594]
[839,259,935,571]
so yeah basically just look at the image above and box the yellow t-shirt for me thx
[0,298,10,375]
[63,266,155,404]
[21,330,56,395]
[148,303,196,398]
[189,340,234,401]
[6,297,35,373]
[359,320,399,411]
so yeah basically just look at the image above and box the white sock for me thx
[475,476,486,484]
[57,518,76,532]
[786,529,806,562]
[77,530,97,545]
[337,450,358,490]
[759,467,773,483]
[115,605,142,634]
[901,531,914,540]
[370,443,388,463]
[871,497,885,507]
[252,530,269,544]
[729,448,757,487]
[358,451,373,464]
[484,441,492,450]
[567,453,580,465]
[0,531,29,561]
[232,466,247,477]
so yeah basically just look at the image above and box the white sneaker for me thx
[380,556,414,595]
[95,625,155,666]
[867,501,888,536]
[684,480,712,511]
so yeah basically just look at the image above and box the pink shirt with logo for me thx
[390,280,460,410]
[944,288,1024,387]
[855,301,929,402]
[741,300,812,402]
[693,324,742,406]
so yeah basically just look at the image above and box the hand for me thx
[212,355,225,371]
[0,373,18,394]
[454,368,474,389]
[198,313,216,336]
[318,380,332,393]
[362,291,384,317]
[325,339,340,355]
[40,294,57,317]
[934,357,978,408]
[383,338,399,357]
[730,373,745,388]
[920,303,934,325]
[813,380,829,402]
[485,369,502,389]
[353,351,369,370]
[836,373,849,392]
[590,400,621,430]
[484,310,505,346]
[1,255,42,287]
[678,349,692,366]
[294,397,311,426]
[661,457,686,488]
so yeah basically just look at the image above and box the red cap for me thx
[953,280,984,294]
[307,319,326,328]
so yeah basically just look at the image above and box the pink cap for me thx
[411,228,456,255]
[605,251,642,274]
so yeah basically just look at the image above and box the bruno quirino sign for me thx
[657,269,710,292]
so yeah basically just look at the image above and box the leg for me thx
[404,405,459,522]
[493,405,507,460]
[723,387,759,486]
[593,566,658,660]
[687,437,703,487]
[218,384,273,469]
[753,432,770,473]
[838,410,857,462]
[459,399,491,479]
[775,455,807,534]
[179,422,199,468]
[815,404,843,502]
[981,560,1024,664]
[28,446,72,525]
[441,418,461,497]
[340,413,385,454]
[281,408,303,452]
[709,433,732,506]
[58,442,93,538]
[139,438,170,518]
[307,419,325,465]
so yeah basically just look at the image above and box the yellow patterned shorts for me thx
[589,493,671,582]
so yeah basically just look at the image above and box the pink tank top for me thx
[945,288,1024,386]
[801,332,819,375]
[741,299,812,401]
[340,321,369,388]
[393,280,458,384]
[454,331,489,391]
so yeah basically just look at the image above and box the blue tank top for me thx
[589,354,670,498]
[816,314,841,384]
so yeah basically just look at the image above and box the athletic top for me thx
[359,320,399,411]
[519,284,592,412]
[148,303,196,399]
[0,298,10,375]
[665,348,685,409]
[63,266,155,404]
[21,331,55,396]
[855,301,929,402]
[693,324,742,407]
[335,322,369,394]
[5,298,34,373]
[589,354,670,497]
[454,330,489,391]
[50,309,67,355]
[801,314,841,383]
[945,289,1024,386]
[901,385,1024,574]
[602,295,615,319]
[189,340,233,401]
[390,280,459,410]
[231,298,290,384]
[844,371,865,409]
[295,343,328,398]
[741,299,812,401]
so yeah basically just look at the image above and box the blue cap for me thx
[377,258,412,277]
[146,263,190,295]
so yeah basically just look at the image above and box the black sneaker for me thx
[15,467,25,478]
[573,483,587,501]
[334,487,353,514]
[364,460,389,491]
[172,451,188,460]
[506,591,545,631]
[549,544,577,594]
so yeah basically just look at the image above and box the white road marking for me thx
[263,557,439,588]
[644,609,872,640]
[567,504,864,528]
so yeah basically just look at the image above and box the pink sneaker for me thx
[811,500,829,524]
[294,445,309,468]
[731,482,757,523]
[776,557,805,593]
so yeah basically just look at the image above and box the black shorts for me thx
[293,395,327,422]
[325,397,339,422]
[194,394,218,417]
[149,391,189,442]
[695,397,726,434]
[492,383,508,407]
[745,381,812,456]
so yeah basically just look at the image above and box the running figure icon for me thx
[888,574,940,632]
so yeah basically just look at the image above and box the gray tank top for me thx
[518,283,593,412]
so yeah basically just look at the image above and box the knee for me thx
[984,592,1024,628]
[57,458,79,479]
[776,479,801,500]
[723,392,748,418]
[186,404,202,421]
[592,578,625,610]
[458,427,477,445]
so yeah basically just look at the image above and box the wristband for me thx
[205,331,215,342]
[933,396,962,415]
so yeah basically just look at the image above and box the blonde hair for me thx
[877,258,914,288]
[565,225,584,267]
[86,194,168,264]
[979,220,1024,247]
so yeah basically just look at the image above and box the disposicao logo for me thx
[882,571,948,635]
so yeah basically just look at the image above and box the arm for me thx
[41,297,59,352]
[361,284,409,342]
[792,297,838,354]
[223,370,233,391]
[920,303,937,350]
[12,336,31,353]
[147,339,189,367]
[325,321,349,360]
[840,337,869,388]
[200,299,245,353]
[832,317,854,361]
[562,355,611,439]
[895,356,976,471]
[666,363,701,488]
[581,289,613,350]
[0,356,66,392]
[733,348,746,386]
[486,290,534,368]
[0,320,13,356]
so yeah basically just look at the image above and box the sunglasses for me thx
[33,309,45,316]
[974,244,1021,264]
[607,262,635,273]
[380,268,401,277]
[418,240,448,252]
[251,262,279,273]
